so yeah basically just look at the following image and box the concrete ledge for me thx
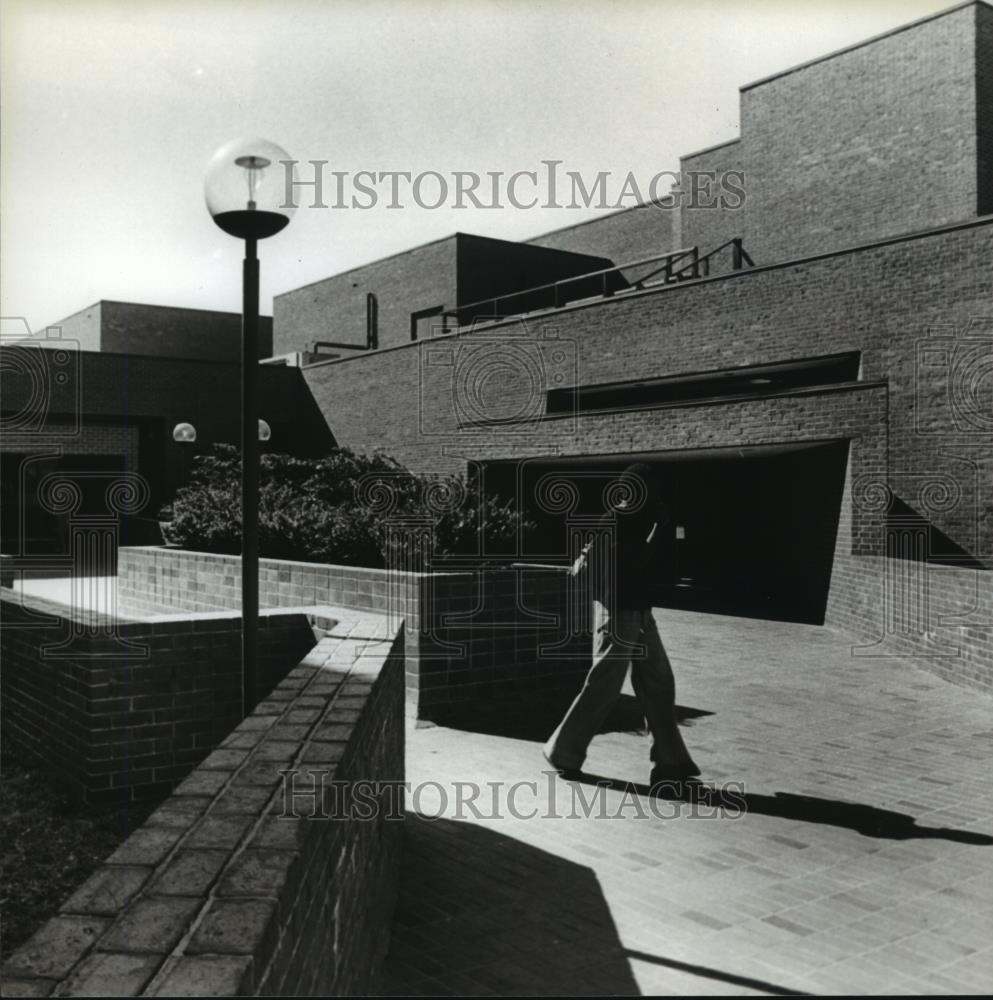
[1,614,405,996]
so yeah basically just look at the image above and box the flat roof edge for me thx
[680,137,742,162]
[741,1,982,93]
[299,214,993,370]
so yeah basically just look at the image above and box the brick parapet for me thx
[0,614,405,996]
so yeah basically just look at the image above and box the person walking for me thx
[543,463,699,784]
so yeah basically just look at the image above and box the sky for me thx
[1,0,958,332]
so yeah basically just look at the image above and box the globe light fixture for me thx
[204,137,296,240]
[172,422,197,444]
[205,136,296,716]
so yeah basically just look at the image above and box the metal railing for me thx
[441,237,753,329]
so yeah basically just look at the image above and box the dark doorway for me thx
[484,440,850,625]
[0,453,129,555]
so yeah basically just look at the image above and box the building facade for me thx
[2,2,991,688]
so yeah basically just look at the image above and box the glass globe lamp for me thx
[172,422,197,443]
[204,137,297,240]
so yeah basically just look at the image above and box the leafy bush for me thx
[161,445,531,568]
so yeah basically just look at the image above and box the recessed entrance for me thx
[484,439,850,625]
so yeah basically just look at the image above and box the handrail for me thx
[442,238,752,328]
[443,246,697,325]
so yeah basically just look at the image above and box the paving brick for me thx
[149,849,230,897]
[216,849,301,899]
[104,827,184,867]
[97,896,201,955]
[0,978,57,997]
[145,955,253,996]
[187,899,278,956]
[2,916,109,981]
[55,951,161,997]
[184,814,255,850]
[60,866,152,918]
[383,608,993,996]
[144,795,213,830]
[212,783,276,815]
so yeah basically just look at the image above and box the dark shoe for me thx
[650,761,701,785]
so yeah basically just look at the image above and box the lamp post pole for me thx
[242,236,260,716]
[205,136,296,720]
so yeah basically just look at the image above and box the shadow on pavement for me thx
[623,947,810,996]
[569,774,993,844]
[382,813,806,997]
[426,693,712,743]
[382,813,640,995]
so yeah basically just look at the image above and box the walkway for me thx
[384,608,993,995]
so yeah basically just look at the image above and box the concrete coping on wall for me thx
[0,584,342,638]
[120,546,570,580]
[0,609,405,997]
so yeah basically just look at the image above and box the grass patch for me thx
[0,738,161,956]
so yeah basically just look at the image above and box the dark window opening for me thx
[410,306,445,342]
[547,352,861,415]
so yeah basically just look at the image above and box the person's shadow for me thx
[568,773,993,844]
[430,695,992,844]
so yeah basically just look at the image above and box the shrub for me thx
[161,445,531,568]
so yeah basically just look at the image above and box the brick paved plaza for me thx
[384,609,993,996]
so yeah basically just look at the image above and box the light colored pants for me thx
[544,602,695,771]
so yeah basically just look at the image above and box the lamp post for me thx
[205,137,295,716]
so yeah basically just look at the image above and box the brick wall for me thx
[302,220,992,554]
[521,4,988,273]
[679,139,748,267]
[0,422,139,461]
[825,452,993,692]
[99,301,274,362]
[118,547,591,720]
[42,301,274,362]
[527,200,682,274]
[403,563,590,721]
[274,236,457,356]
[741,3,981,264]
[274,234,619,356]
[118,547,397,617]
[296,219,993,690]
[0,346,334,519]
[0,617,405,996]
[0,590,320,802]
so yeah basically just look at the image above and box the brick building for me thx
[2,2,992,686]
[287,1,993,686]
[0,341,331,554]
[42,300,274,363]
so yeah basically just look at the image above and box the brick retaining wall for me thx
[119,547,591,720]
[0,590,322,802]
[0,613,405,996]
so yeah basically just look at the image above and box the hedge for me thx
[161,445,530,568]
